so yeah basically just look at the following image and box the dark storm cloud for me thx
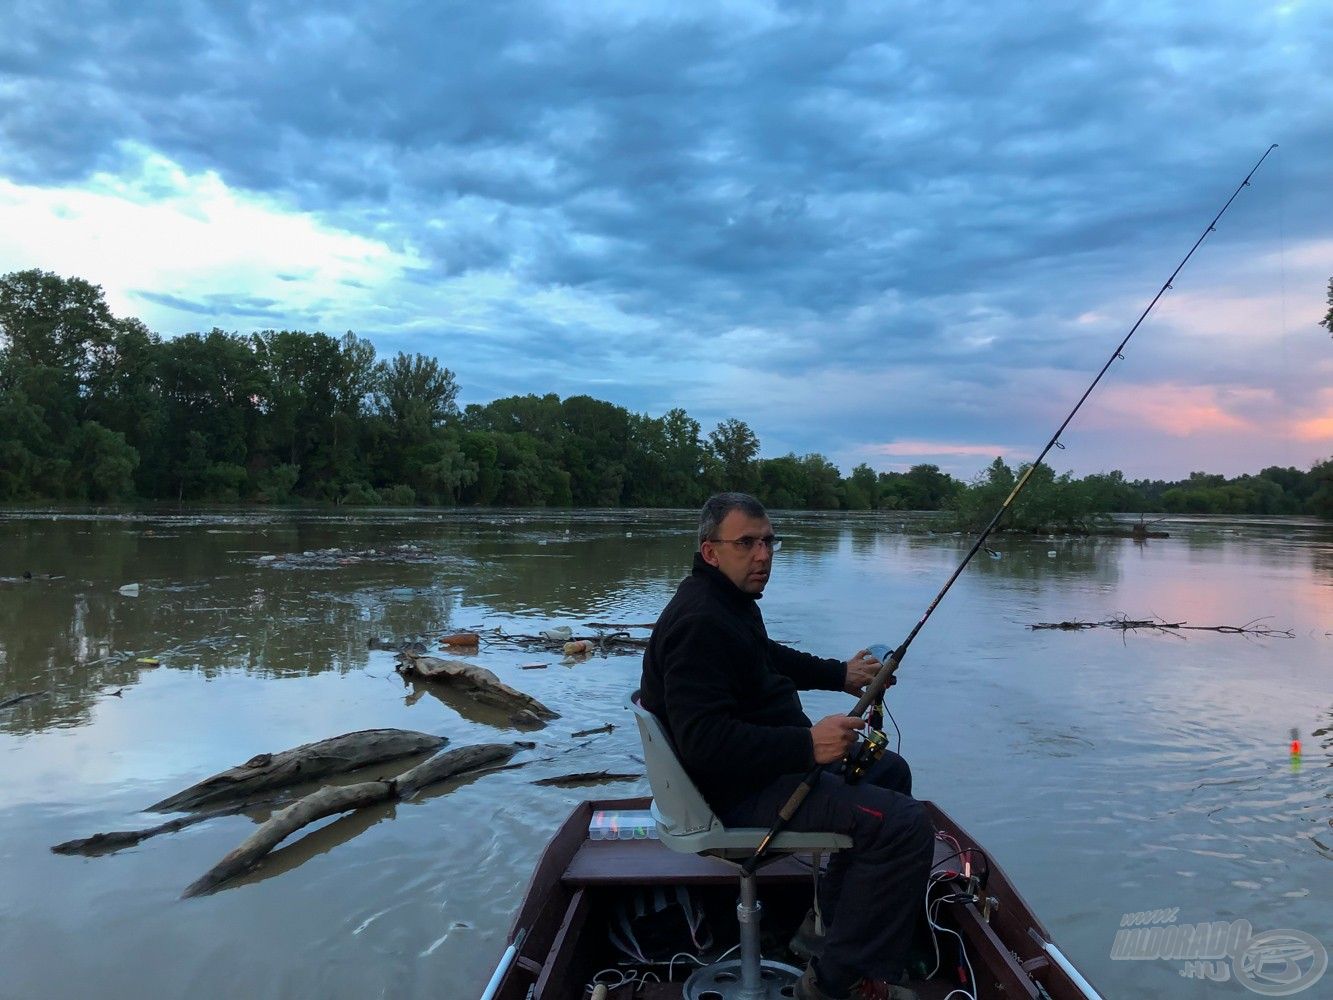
[133,290,287,321]
[3,0,1331,475]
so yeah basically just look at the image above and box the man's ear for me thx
[699,542,721,568]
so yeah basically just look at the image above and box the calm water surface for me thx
[1,508,1329,999]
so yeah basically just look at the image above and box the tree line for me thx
[1,268,1330,521]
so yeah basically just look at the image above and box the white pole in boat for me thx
[479,928,528,1000]
[1042,941,1104,1000]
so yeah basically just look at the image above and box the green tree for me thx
[1308,459,1333,519]
[70,421,139,501]
[799,453,843,509]
[756,453,805,509]
[709,418,760,492]
[843,463,878,510]
[252,330,342,487]
[158,331,263,499]
[376,352,459,427]
[0,269,116,392]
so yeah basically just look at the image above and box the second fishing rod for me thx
[742,143,1279,876]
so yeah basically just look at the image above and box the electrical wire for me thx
[924,872,979,1000]
[585,943,741,995]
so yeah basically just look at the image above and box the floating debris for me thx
[0,690,49,710]
[531,771,640,787]
[147,729,449,812]
[440,632,480,648]
[570,723,615,739]
[397,654,559,723]
[252,544,462,570]
[1029,615,1293,637]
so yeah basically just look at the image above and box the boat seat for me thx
[628,690,850,1000]
[628,691,851,858]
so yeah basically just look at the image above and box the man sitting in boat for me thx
[640,492,935,1000]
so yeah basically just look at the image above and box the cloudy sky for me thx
[2,1,1331,480]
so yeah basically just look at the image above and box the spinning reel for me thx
[841,701,889,784]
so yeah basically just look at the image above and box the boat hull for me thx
[483,796,1100,1000]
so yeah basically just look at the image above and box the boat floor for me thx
[496,797,1089,1000]
[560,837,974,999]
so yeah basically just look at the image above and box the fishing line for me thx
[743,144,1280,875]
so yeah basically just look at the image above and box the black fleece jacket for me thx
[639,553,847,813]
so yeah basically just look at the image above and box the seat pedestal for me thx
[683,958,803,1000]
[683,869,803,1000]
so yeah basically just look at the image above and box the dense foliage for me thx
[2,269,1330,520]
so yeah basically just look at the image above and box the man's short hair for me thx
[698,492,768,545]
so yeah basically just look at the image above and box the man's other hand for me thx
[811,714,863,763]
[843,649,881,695]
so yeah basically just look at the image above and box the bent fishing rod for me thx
[742,143,1279,875]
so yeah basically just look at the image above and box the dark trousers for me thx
[718,751,934,985]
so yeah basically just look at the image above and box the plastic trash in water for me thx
[563,639,593,656]
[117,583,140,597]
[541,626,573,642]
[1046,550,1057,558]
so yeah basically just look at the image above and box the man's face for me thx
[701,510,775,595]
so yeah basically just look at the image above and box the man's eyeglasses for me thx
[708,535,782,552]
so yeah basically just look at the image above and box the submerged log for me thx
[531,771,640,787]
[181,782,390,897]
[0,690,48,710]
[182,742,522,897]
[569,723,615,739]
[397,655,559,721]
[52,799,283,856]
[148,728,448,813]
[1028,615,1293,637]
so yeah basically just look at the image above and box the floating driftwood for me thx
[531,771,640,787]
[434,626,648,654]
[53,798,285,856]
[0,690,49,710]
[254,544,446,570]
[397,655,559,722]
[148,728,448,812]
[182,742,522,898]
[569,723,615,739]
[369,637,428,655]
[1029,615,1292,637]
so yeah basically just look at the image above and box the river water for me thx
[0,508,1329,999]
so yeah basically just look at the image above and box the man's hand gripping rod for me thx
[740,144,1278,878]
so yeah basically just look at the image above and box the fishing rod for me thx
[742,143,1279,875]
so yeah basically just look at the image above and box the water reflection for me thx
[2,508,1332,1000]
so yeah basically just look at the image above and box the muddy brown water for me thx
[1,508,1329,999]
